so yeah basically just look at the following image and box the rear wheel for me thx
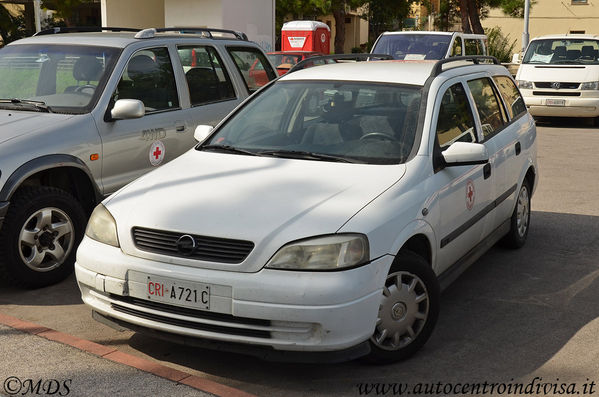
[0,186,86,288]
[502,179,531,248]
[364,250,440,364]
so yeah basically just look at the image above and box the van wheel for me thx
[364,250,440,364]
[501,179,531,249]
[0,187,86,288]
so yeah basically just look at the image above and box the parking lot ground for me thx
[1,117,599,396]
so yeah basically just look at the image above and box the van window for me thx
[465,39,484,55]
[467,78,507,139]
[436,83,476,149]
[523,38,599,64]
[451,38,463,57]
[493,76,526,119]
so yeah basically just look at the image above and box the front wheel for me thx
[501,179,531,249]
[0,187,87,288]
[364,250,440,364]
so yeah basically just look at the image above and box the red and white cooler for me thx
[281,21,331,54]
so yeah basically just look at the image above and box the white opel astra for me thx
[76,56,538,363]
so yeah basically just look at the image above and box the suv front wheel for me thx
[0,186,86,288]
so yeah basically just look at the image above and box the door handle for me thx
[176,125,186,132]
[483,163,491,179]
[515,141,521,155]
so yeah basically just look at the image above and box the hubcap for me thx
[516,185,530,238]
[371,271,429,351]
[18,207,74,272]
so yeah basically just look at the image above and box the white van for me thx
[371,31,487,60]
[516,34,599,119]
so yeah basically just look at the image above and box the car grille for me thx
[532,91,581,96]
[534,82,580,89]
[110,295,272,338]
[132,227,254,263]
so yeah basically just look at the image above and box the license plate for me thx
[145,275,210,310]
[546,98,565,106]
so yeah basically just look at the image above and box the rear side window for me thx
[115,47,179,113]
[451,38,463,57]
[467,78,507,140]
[227,47,277,93]
[436,83,476,150]
[465,39,484,55]
[493,76,526,119]
[177,46,236,106]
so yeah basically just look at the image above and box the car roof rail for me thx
[34,26,140,36]
[153,27,248,41]
[287,53,393,74]
[430,55,500,77]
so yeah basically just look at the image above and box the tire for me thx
[0,186,87,288]
[363,250,440,364]
[501,179,531,249]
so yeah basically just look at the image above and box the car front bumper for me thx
[523,91,599,117]
[75,237,394,355]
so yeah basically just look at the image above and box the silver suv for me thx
[0,27,277,288]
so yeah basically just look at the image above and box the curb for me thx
[0,312,256,397]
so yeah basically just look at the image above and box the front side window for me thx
[436,83,476,150]
[493,76,526,120]
[0,44,119,114]
[227,47,277,93]
[114,47,179,113]
[202,81,422,164]
[523,38,599,64]
[467,77,507,139]
[177,46,236,106]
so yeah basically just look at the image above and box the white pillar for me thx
[522,0,530,53]
[33,0,41,32]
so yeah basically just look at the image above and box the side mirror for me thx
[194,125,213,142]
[511,53,521,64]
[442,142,489,166]
[110,99,145,120]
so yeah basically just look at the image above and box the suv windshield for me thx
[202,81,422,164]
[0,44,119,113]
[523,39,599,65]
[372,34,451,60]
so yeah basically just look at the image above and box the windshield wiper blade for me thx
[200,144,258,156]
[0,98,51,112]
[258,149,355,163]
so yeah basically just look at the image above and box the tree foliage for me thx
[0,5,27,45]
[41,0,92,26]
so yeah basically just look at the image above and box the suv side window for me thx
[467,77,507,139]
[227,47,277,93]
[492,76,526,120]
[451,37,463,57]
[436,82,476,150]
[177,46,236,106]
[115,47,179,113]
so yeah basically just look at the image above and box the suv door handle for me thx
[176,125,186,132]
[515,141,521,155]
[483,163,491,179]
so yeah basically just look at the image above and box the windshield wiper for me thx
[0,98,51,113]
[258,149,356,163]
[200,144,258,156]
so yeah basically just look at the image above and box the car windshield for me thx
[0,44,120,114]
[372,34,451,60]
[268,54,302,67]
[201,81,422,164]
[523,39,599,65]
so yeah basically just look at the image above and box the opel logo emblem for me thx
[176,234,196,255]
[551,82,561,90]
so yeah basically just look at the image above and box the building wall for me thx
[321,12,369,53]
[483,0,599,53]
[164,0,221,27]
[222,0,275,52]
[101,0,165,28]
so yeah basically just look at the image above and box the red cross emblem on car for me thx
[466,180,475,210]
[149,140,165,166]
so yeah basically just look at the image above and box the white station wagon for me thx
[76,56,538,363]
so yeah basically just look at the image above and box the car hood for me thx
[520,64,598,82]
[0,110,75,144]
[107,150,406,272]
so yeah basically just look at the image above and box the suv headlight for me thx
[516,80,533,89]
[85,204,119,247]
[581,81,599,90]
[265,234,369,271]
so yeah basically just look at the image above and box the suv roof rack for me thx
[34,26,139,36]
[153,27,248,41]
[431,55,500,77]
[288,53,393,74]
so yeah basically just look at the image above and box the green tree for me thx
[41,0,92,27]
[0,5,27,45]
[365,0,416,45]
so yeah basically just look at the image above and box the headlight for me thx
[516,80,533,89]
[581,81,599,90]
[265,234,369,271]
[85,204,119,247]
